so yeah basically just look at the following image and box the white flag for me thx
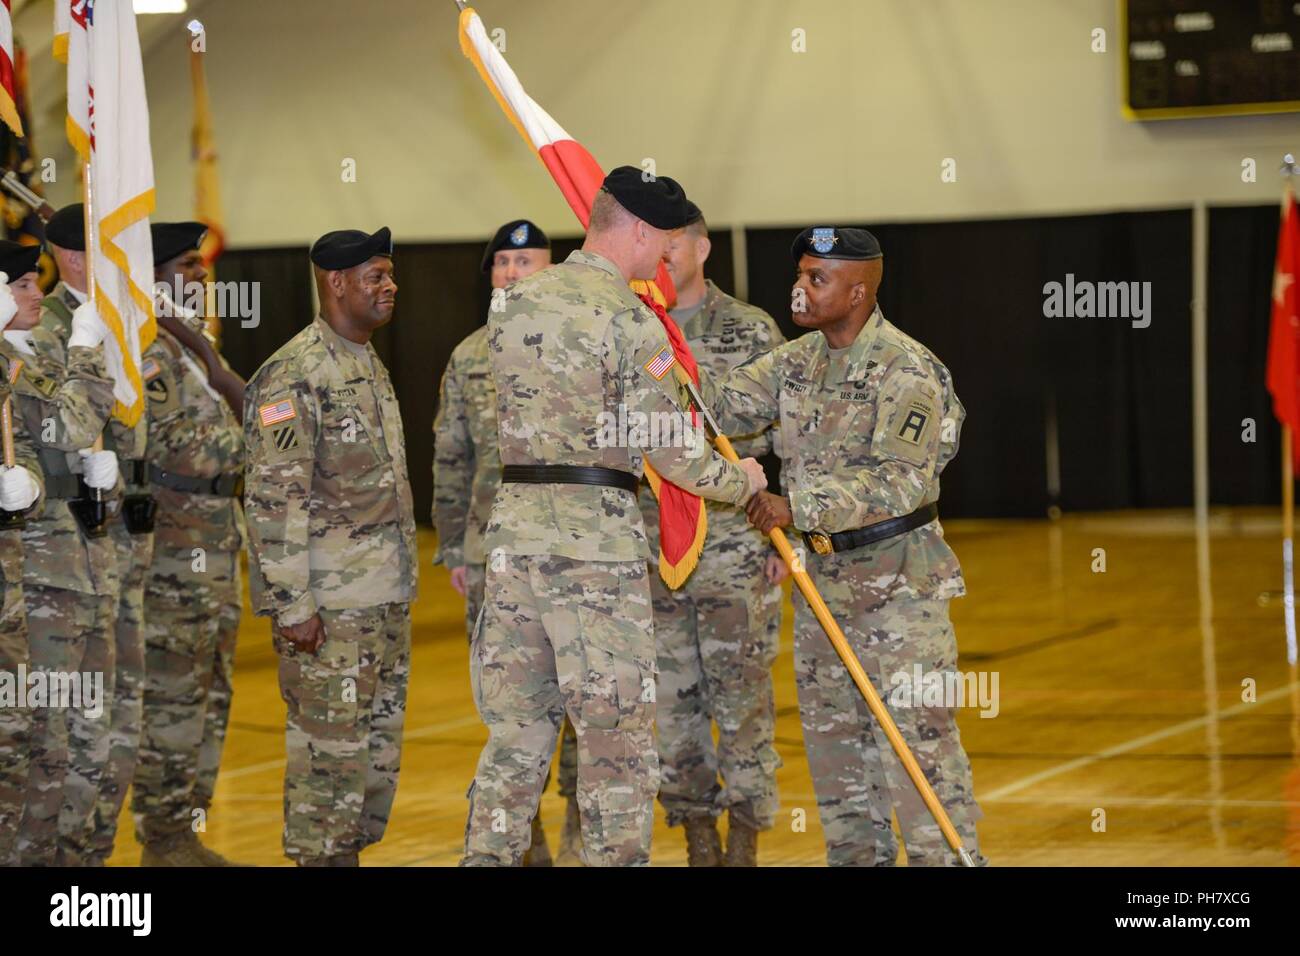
[62,0,156,425]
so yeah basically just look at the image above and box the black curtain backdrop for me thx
[216,211,1278,524]
[1208,204,1283,506]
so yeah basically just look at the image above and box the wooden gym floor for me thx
[104,507,1300,866]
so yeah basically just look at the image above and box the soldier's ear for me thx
[697,235,712,265]
[851,282,866,307]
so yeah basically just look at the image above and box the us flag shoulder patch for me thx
[259,399,296,427]
[141,357,161,381]
[644,346,676,381]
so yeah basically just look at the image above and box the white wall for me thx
[20,0,1300,247]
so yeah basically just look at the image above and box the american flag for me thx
[644,346,676,381]
[259,399,296,427]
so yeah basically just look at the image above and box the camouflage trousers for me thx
[66,525,154,862]
[463,555,657,867]
[465,561,578,800]
[650,533,782,830]
[0,575,29,866]
[793,557,982,866]
[17,585,116,865]
[132,547,240,845]
[275,602,410,864]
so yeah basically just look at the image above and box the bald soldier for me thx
[702,227,984,866]
[461,168,768,867]
[0,247,48,867]
[433,219,580,865]
[0,236,121,866]
[245,227,417,867]
[131,221,246,866]
[641,202,786,866]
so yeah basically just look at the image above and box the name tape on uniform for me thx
[644,346,677,381]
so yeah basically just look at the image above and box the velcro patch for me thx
[272,425,300,452]
[644,346,676,381]
[141,357,162,381]
[895,399,935,446]
[259,399,297,427]
[146,375,170,403]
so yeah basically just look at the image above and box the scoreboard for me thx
[1123,0,1300,119]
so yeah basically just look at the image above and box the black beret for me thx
[0,240,41,280]
[151,221,208,267]
[791,226,883,264]
[310,226,393,270]
[683,200,704,227]
[480,219,550,273]
[45,203,86,251]
[601,166,690,230]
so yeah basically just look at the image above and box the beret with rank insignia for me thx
[791,226,882,264]
[480,218,550,273]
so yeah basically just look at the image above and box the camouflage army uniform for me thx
[706,305,983,866]
[245,315,417,865]
[3,320,120,866]
[433,323,579,802]
[132,316,245,848]
[462,251,753,867]
[639,280,785,832]
[40,284,158,863]
[0,364,44,866]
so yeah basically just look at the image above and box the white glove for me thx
[739,457,768,499]
[78,449,119,490]
[0,273,16,332]
[0,464,39,512]
[69,301,107,349]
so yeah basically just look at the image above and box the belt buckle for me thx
[808,531,834,556]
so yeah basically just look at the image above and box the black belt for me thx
[803,502,939,556]
[120,459,149,487]
[150,464,244,498]
[502,464,638,495]
[43,474,86,500]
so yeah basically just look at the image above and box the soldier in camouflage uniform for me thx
[40,205,161,865]
[433,219,580,865]
[245,227,417,867]
[0,234,123,867]
[0,246,48,866]
[461,169,768,867]
[640,204,785,866]
[704,227,984,867]
[131,222,246,867]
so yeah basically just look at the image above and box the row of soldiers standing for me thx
[0,207,244,867]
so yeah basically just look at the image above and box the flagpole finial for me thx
[1283,153,1299,177]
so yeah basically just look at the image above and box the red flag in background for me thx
[458,6,709,588]
[1267,195,1300,467]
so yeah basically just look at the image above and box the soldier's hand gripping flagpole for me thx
[674,366,976,867]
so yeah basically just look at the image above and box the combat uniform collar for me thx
[673,280,721,338]
[312,314,376,368]
[43,281,83,331]
[564,249,623,281]
[814,305,885,384]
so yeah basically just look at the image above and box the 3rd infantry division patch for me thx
[272,425,300,452]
